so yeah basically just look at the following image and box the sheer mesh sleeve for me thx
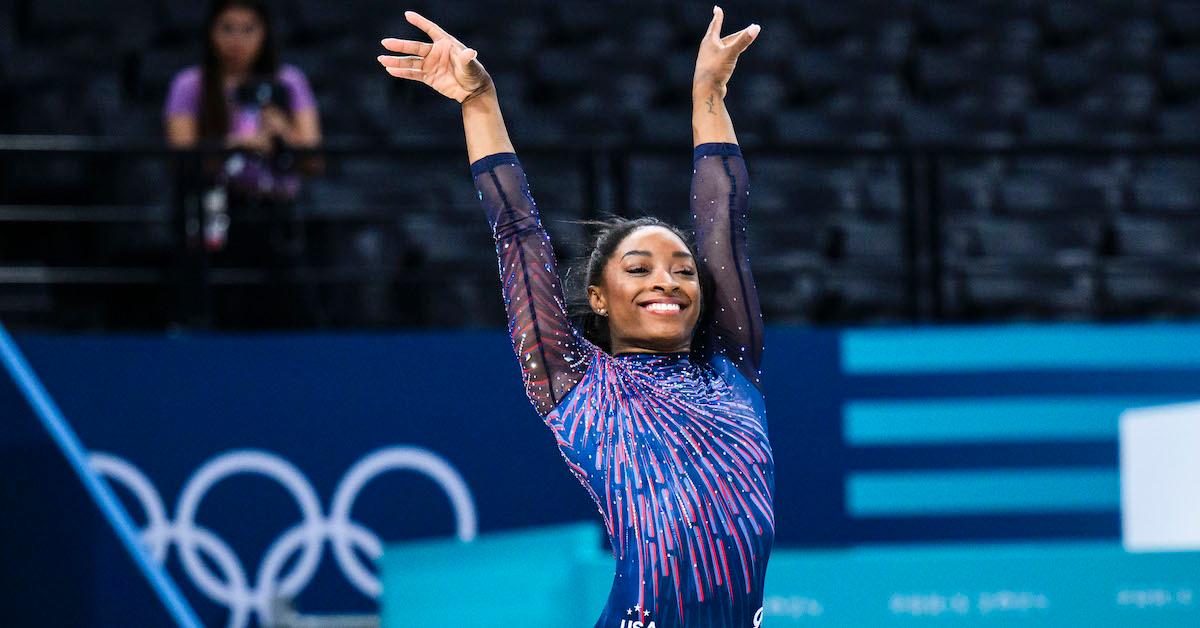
[471,152,592,416]
[690,142,765,389]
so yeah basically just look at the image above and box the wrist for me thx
[692,80,727,101]
[460,78,497,107]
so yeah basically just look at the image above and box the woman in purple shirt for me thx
[164,0,321,201]
[165,0,323,325]
[380,7,771,627]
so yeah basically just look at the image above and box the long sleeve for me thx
[690,142,765,389]
[471,152,592,416]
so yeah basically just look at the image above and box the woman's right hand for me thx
[377,11,492,103]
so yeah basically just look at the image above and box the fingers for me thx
[404,10,449,40]
[377,54,423,70]
[381,38,431,56]
[385,66,425,81]
[721,23,760,53]
[707,5,724,40]
[452,47,478,70]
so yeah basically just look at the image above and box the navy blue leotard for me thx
[471,143,775,628]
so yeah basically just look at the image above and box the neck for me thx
[222,65,251,84]
[610,339,690,355]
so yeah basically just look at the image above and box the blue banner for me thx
[4,323,1200,625]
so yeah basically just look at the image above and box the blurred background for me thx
[2,0,1200,626]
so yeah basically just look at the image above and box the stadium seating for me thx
[1,0,1198,327]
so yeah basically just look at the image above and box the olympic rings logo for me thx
[90,446,477,628]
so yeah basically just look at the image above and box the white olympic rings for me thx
[89,446,477,628]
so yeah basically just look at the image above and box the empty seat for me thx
[786,47,860,95]
[997,173,1117,214]
[1131,173,1200,214]
[727,74,789,118]
[1112,218,1200,259]
[623,17,675,63]
[1038,49,1103,97]
[534,49,594,91]
[953,75,1036,115]
[800,0,881,41]
[137,47,202,103]
[754,18,803,63]
[941,169,997,214]
[504,108,574,145]
[661,50,699,94]
[608,73,660,115]
[26,0,156,47]
[816,268,910,322]
[864,177,905,215]
[915,49,981,94]
[833,74,909,115]
[627,156,688,218]
[772,108,891,147]
[752,160,864,216]
[918,0,989,42]
[1164,1,1200,40]
[748,219,829,260]
[291,0,361,40]
[1110,20,1160,70]
[1163,50,1200,97]
[1101,260,1200,319]
[551,1,611,40]
[826,219,905,260]
[1081,74,1158,117]
[945,264,1096,320]
[946,217,1103,264]
[1023,109,1093,143]
[633,108,690,146]
[1158,109,1200,142]
[1044,0,1109,42]
[901,107,1016,144]
[756,265,824,323]
[515,154,588,218]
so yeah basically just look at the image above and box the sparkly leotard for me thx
[471,143,775,628]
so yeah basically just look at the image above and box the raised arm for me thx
[691,6,764,387]
[379,11,590,415]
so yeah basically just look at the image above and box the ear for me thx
[587,284,607,315]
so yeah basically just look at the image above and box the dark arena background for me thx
[3,0,1200,626]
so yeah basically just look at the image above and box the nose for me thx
[651,267,680,292]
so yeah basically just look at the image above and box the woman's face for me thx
[211,7,265,73]
[588,226,702,354]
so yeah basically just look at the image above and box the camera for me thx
[233,79,291,110]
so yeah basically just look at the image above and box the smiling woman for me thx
[566,218,705,357]
[379,6,774,627]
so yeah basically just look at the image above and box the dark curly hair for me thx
[562,215,714,355]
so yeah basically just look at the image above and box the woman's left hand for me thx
[693,5,760,97]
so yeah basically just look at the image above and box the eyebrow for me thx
[620,250,694,260]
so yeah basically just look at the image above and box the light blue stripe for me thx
[0,323,203,628]
[847,469,1119,516]
[844,396,1191,445]
[842,323,1200,374]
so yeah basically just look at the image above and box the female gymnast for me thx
[379,7,772,627]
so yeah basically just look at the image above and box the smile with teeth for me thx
[642,302,683,313]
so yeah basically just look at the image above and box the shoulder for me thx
[276,64,317,110]
[709,353,765,404]
[169,65,203,91]
[164,66,203,115]
[276,64,312,89]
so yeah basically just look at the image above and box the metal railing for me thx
[2,135,1198,330]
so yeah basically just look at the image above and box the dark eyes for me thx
[627,267,695,276]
